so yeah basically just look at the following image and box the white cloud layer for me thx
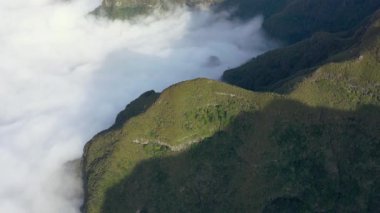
[0,0,274,212]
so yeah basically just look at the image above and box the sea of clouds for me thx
[0,0,274,212]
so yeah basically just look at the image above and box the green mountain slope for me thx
[82,78,279,213]
[223,9,380,93]
[223,30,357,92]
[82,4,380,213]
[82,12,380,211]
[83,77,379,212]
[100,101,380,213]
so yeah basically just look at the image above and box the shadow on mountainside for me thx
[217,0,380,43]
[222,8,380,94]
[92,90,159,138]
[222,30,358,92]
[101,99,380,213]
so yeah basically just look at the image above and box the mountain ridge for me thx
[223,9,380,93]
[82,3,380,213]
[95,0,380,44]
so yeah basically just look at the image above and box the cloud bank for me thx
[0,0,274,212]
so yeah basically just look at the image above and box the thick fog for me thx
[0,0,274,212]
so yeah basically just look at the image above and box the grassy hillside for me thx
[223,30,357,91]
[223,9,380,93]
[82,78,280,213]
[83,69,379,212]
[82,5,380,213]
[100,101,380,213]
[82,18,380,210]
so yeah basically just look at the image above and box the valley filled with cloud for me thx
[0,0,274,212]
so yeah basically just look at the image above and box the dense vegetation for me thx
[99,100,380,213]
[82,2,380,213]
[82,11,380,211]
[222,6,380,92]
[223,31,357,91]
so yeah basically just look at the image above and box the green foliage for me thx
[83,58,380,212]
[142,143,169,157]
[92,5,152,20]
[223,31,356,91]
[82,6,380,213]
[82,78,278,213]
[224,9,380,98]
[94,101,380,213]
